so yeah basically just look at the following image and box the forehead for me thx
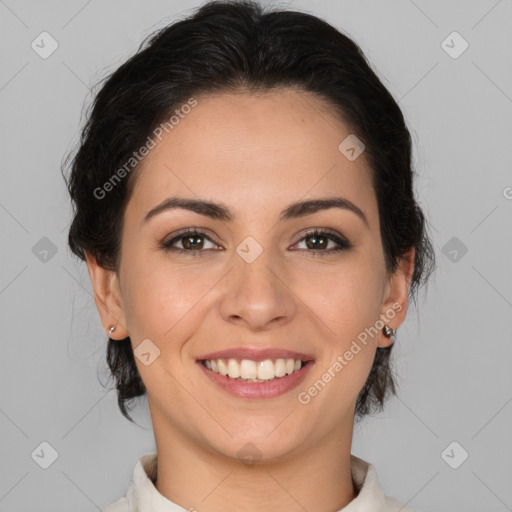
[126,88,377,225]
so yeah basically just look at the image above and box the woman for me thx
[64,1,435,510]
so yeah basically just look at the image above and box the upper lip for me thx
[197,347,315,362]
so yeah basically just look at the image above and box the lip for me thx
[196,359,315,399]
[197,347,315,363]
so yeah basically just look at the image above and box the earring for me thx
[382,325,396,338]
[108,325,116,335]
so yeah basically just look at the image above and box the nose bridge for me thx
[238,243,278,293]
[219,236,294,327]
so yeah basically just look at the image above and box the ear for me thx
[378,247,415,348]
[84,251,129,339]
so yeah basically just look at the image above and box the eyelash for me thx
[161,228,352,257]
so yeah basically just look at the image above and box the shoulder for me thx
[101,496,130,512]
[384,495,417,512]
[100,452,158,511]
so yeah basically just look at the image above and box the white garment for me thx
[101,452,416,512]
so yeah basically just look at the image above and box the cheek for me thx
[291,259,383,403]
[120,260,211,396]
[294,260,384,343]
[121,255,219,344]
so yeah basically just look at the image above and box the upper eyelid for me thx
[163,228,217,244]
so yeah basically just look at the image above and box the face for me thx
[88,87,412,462]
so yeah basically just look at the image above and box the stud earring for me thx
[382,325,396,337]
[108,325,116,335]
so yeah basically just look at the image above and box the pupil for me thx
[306,234,327,250]
[184,235,203,249]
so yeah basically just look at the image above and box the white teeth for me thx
[218,359,228,376]
[227,359,240,378]
[275,359,286,378]
[257,359,275,380]
[202,357,306,381]
[240,359,257,379]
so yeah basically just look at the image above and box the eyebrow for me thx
[143,196,369,228]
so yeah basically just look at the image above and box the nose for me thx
[218,248,297,331]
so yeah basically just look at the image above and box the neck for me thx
[152,416,357,512]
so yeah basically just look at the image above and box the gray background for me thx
[1,0,511,511]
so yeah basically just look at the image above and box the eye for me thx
[161,227,352,257]
[161,229,219,255]
[291,229,352,256]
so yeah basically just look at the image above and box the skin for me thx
[86,87,414,512]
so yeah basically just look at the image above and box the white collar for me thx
[102,452,414,511]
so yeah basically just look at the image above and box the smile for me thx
[201,357,304,382]
[197,357,314,399]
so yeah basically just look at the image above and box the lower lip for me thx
[197,360,314,399]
